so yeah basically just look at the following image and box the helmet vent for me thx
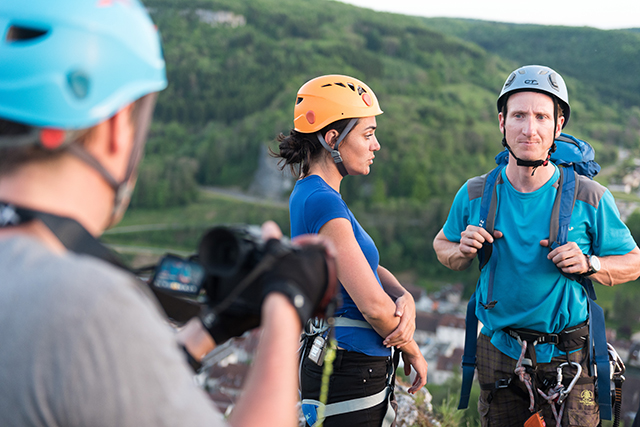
[504,73,516,88]
[321,83,332,87]
[6,25,49,42]
[357,86,366,95]
[347,82,355,91]
[334,82,346,88]
[548,73,560,91]
[67,71,90,99]
[296,97,304,105]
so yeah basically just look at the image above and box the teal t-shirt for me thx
[443,165,637,362]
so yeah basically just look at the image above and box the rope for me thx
[536,361,581,427]
[514,340,536,413]
[316,337,337,427]
[537,386,564,427]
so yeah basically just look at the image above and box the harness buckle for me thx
[538,334,559,345]
[495,378,511,389]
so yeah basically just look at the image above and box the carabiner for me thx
[608,343,626,379]
[556,361,582,405]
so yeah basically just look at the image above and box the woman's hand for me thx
[383,292,416,348]
[401,346,428,394]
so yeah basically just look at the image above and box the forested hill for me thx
[422,18,640,110]
[132,0,640,281]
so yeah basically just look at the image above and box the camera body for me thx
[150,225,284,315]
[198,225,272,315]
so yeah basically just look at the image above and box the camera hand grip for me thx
[260,239,337,327]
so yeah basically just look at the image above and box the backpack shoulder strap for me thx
[477,165,505,271]
[549,166,579,250]
[459,292,478,410]
[545,167,612,420]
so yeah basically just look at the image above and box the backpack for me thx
[458,133,614,421]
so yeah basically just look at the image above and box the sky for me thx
[335,0,640,30]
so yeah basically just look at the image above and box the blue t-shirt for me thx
[290,175,390,357]
[443,165,637,362]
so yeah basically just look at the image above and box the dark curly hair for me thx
[271,118,355,178]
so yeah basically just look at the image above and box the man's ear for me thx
[555,115,565,138]
[108,102,135,155]
[498,111,505,134]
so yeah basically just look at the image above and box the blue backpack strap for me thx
[549,165,611,420]
[588,295,612,420]
[459,292,478,409]
[477,165,505,310]
[459,165,505,408]
[549,166,578,253]
[477,167,499,270]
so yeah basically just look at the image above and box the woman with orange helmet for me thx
[274,75,428,427]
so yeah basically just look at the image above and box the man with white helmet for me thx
[0,1,333,426]
[434,65,640,426]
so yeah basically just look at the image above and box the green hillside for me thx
[421,18,640,111]
[121,0,640,288]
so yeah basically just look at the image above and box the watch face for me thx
[590,255,601,272]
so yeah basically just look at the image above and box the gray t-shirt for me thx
[0,236,225,426]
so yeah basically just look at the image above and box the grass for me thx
[101,190,290,266]
[610,191,640,203]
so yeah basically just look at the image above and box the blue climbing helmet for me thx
[0,0,167,226]
[0,0,167,129]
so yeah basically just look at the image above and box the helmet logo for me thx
[306,110,316,125]
[524,79,539,86]
[362,93,372,107]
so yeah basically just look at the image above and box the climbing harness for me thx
[300,317,399,427]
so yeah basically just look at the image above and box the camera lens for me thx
[198,227,249,277]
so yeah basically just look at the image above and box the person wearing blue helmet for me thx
[0,1,333,426]
[433,65,640,426]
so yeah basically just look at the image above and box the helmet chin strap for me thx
[315,118,359,177]
[501,136,556,176]
[66,144,135,226]
[66,93,156,227]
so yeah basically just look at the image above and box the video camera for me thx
[148,224,336,326]
[150,225,281,316]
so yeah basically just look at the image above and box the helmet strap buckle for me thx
[315,118,358,177]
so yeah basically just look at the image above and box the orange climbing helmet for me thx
[293,74,383,133]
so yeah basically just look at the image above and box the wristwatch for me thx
[583,254,601,276]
